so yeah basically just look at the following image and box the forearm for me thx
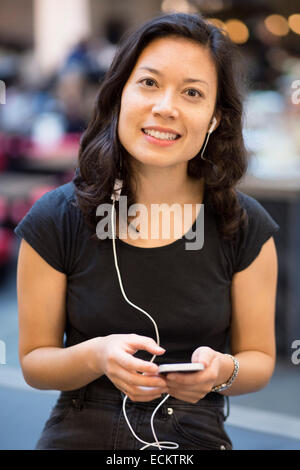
[216,350,275,396]
[21,337,105,391]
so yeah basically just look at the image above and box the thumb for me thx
[191,346,215,368]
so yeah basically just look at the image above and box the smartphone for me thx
[158,363,205,374]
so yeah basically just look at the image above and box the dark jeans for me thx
[35,379,233,450]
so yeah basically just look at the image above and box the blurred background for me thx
[0,0,300,450]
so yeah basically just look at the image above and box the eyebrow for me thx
[137,66,209,87]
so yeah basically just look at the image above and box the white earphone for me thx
[208,116,217,134]
[110,187,178,450]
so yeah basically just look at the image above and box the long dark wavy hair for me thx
[73,12,249,242]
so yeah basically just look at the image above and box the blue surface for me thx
[224,424,300,450]
[0,387,58,450]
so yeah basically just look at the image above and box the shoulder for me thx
[37,181,77,207]
[14,180,83,241]
[227,189,279,273]
[235,189,279,235]
[14,181,83,275]
[236,189,268,217]
[27,181,81,220]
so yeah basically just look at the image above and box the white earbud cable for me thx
[110,196,178,450]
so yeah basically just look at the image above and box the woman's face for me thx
[118,35,219,170]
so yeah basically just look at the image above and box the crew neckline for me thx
[116,188,208,253]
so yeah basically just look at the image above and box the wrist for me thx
[85,336,107,377]
[212,353,237,392]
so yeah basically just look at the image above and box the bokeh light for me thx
[225,19,249,44]
[264,14,289,37]
[161,0,197,14]
[288,14,300,35]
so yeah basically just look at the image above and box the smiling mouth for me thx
[141,129,181,141]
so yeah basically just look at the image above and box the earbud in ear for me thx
[111,179,123,202]
[208,117,217,134]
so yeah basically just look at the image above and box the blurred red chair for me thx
[0,196,8,223]
[0,149,8,172]
[0,227,14,266]
[0,133,8,172]
[10,198,31,225]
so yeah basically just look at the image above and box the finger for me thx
[135,385,168,395]
[142,371,168,383]
[117,369,168,389]
[140,375,168,388]
[127,385,169,402]
[116,351,161,375]
[126,334,166,357]
[165,370,203,385]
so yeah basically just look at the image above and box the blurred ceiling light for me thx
[225,19,249,44]
[161,0,198,14]
[264,15,289,37]
[288,14,300,35]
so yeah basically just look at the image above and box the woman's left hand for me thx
[164,347,229,403]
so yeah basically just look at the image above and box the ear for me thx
[212,110,221,132]
[208,110,221,134]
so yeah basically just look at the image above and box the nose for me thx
[152,91,179,119]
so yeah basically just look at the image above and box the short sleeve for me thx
[14,183,81,275]
[233,191,280,273]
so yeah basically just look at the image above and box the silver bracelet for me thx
[211,354,239,393]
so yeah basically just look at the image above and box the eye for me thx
[138,79,204,99]
[140,78,157,88]
[185,88,204,99]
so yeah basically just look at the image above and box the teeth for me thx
[143,129,178,140]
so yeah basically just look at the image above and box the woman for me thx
[14,13,279,450]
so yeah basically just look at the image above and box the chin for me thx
[134,156,180,168]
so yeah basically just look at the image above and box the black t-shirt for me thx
[14,181,280,384]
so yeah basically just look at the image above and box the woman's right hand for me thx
[90,334,169,402]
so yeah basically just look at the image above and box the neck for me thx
[129,161,205,206]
